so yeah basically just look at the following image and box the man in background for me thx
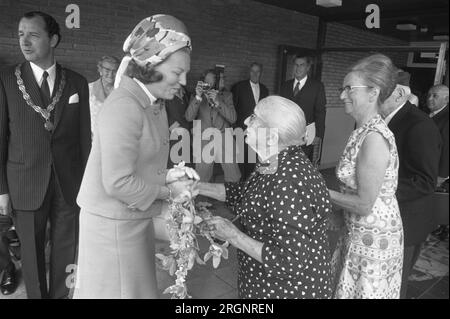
[0,11,91,299]
[280,54,326,163]
[380,71,441,299]
[428,84,449,240]
[231,62,269,180]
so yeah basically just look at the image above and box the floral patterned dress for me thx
[332,115,404,299]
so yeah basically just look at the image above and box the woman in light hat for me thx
[74,15,198,299]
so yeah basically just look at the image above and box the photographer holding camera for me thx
[185,69,241,183]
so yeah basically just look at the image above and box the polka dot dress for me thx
[224,145,332,299]
[332,115,403,299]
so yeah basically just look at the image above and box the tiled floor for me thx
[1,168,448,299]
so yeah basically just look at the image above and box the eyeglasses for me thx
[101,65,117,74]
[339,85,372,94]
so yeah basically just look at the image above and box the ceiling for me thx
[255,0,449,42]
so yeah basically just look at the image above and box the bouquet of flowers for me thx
[156,162,229,299]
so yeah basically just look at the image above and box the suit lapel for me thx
[21,62,45,108]
[297,77,311,97]
[53,63,66,130]
[286,79,295,99]
[433,105,448,123]
[246,80,257,104]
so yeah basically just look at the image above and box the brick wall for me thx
[324,22,408,108]
[1,0,407,96]
[0,0,318,93]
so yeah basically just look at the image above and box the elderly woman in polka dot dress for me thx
[198,96,332,299]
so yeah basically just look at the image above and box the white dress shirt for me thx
[249,80,260,104]
[384,101,407,125]
[30,61,56,96]
[293,75,308,93]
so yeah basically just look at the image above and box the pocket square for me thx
[69,93,79,104]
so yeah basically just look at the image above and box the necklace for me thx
[15,64,66,131]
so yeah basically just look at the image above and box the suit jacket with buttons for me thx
[77,76,170,220]
[0,62,91,210]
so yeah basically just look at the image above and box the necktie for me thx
[293,81,300,96]
[40,71,51,106]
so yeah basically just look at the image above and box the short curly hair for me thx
[97,56,120,69]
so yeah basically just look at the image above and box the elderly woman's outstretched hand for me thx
[206,216,240,243]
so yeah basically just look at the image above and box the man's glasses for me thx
[339,85,372,94]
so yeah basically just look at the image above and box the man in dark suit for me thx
[427,84,449,186]
[380,71,441,299]
[0,11,91,299]
[428,84,449,239]
[231,62,269,180]
[279,54,326,162]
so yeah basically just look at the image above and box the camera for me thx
[197,81,212,92]
[201,82,212,91]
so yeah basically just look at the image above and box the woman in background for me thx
[88,55,120,135]
[329,54,403,299]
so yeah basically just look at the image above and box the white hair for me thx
[408,93,419,107]
[255,96,306,147]
[397,84,411,97]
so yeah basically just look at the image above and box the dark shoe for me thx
[1,262,17,295]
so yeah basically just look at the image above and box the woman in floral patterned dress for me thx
[328,54,404,299]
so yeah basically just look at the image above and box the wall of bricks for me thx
[323,22,408,108]
[1,0,409,166]
[1,0,407,96]
[0,0,318,92]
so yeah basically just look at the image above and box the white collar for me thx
[30,61,56,94]
[249,80,259,87]
[133,78,158,105]
[294,75,308,88]
[430,104,448,118]
[384,101,407,125]
[30,61,56,83]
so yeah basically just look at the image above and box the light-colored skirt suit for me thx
[73,76,170,299]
